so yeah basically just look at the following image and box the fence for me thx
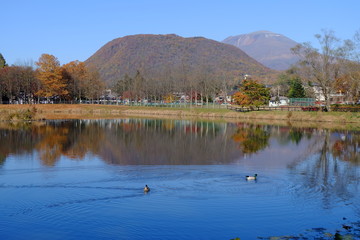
[227,105,324,112]
[228,106,300,112]
[3,100,360,112]
[331,106,360,112]
[1,100,230,109]
[227,105,360,112]
[289,98,315,106]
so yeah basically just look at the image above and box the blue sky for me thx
[2,0,359,65]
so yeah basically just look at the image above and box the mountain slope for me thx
[85,34,276,85]
[222,31,299,70]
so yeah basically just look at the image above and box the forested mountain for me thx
[85,34,276,87]
[222,31,299,70]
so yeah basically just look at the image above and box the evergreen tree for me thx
[288,77,306,98]
[292,30,350,111]
[0,53,7,68]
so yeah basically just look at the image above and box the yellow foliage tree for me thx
[164,93,175,103]
[36,54,68,100]
[62,60,88,101]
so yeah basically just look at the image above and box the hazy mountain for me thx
[85,34,276,85]
[222,31,299,70]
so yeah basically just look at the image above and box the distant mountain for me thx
[85,34,276,86]
[222,31,299,70]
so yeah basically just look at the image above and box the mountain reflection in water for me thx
[0,119,240,166]
[1,119,360,239]
[0,119,359,167]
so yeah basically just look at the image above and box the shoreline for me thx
[0,104,360,129]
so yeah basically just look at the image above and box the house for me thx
[311,85,326,102]
[269,96,289,107]
[226,90,237,103]
[311,85,348,104]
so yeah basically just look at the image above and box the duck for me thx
[143,185,150,192]
[246,174,257,180]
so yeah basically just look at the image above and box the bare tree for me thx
[292,30,350,110]
[83,69,105,102]
[344,30,360,102]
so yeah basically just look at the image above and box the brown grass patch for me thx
[0,104,360,127]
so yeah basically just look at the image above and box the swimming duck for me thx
[144,185,150,192]
[246,174,257,180]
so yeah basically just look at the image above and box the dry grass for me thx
[1,104,360,127]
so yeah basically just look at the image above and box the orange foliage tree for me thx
[35,54,68,100]
[232,79,270,108]
[62,60,89,101]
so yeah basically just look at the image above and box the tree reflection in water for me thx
[332,131,360,165]
[231,123,270,154]
[0,120,359,171]
[288,129,360,209]
[0,119,241,166]
[97,119,241,165]
[1,120,359,240]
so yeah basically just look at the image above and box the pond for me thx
[0,119,359,239]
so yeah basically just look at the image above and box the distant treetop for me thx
[0,53,7,68]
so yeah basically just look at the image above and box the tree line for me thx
[0,51,237,105]
[112,67,235,105]
[0,53,104,104]
[281,29,360,109]
[0,29,359,109]
[1,119,358,167]
[110,29,360,109]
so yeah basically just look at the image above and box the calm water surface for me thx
[0,119,359,239]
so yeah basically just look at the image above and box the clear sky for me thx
[2,0,359,65]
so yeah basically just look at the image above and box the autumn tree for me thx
[292,30,351,110]
[36,54,68,101]
[334,72,360,102]
[232,79,270,108]
[62,60,88,101]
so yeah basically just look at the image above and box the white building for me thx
[269,96,289,107]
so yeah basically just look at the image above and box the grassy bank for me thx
[1,104,360,126]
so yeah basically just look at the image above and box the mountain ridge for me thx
[222,31,299,70]
[85,34,277,86]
